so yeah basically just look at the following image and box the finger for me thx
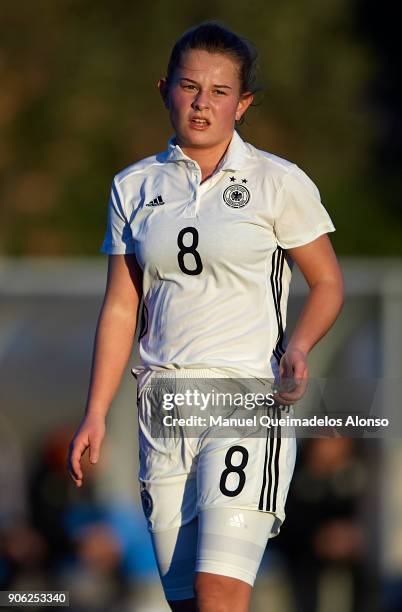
[67,460,83,487]
[89,437,102,464]
[273,383,307,404]
[273,397,293,406]
[69,439,89,482]
[272,394,294,406]
[277,375,297,394]
[67,460,83,486]
[69,473,83,487]
[67,462,83,487]
[275,390,303,403]
[282,379,307,400]
[278,363,308,394]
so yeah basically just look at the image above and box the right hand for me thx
[67,413,106,487]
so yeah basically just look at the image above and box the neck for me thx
[178,134,233,179]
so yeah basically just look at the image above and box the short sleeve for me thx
[273,165,335,249]
[100,177,136,255]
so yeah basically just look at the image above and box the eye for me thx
[182,83,197,91]
[214,89,227,95]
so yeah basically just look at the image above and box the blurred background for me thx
[0,1,401,610]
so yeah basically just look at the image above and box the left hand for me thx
[273,347,308,405]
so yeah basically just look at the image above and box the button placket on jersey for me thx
[183,162,201,219]
[183,165,228,218]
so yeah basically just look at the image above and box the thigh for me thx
[196,506,277,587]
[138,381,198,532]
[151,518,198,602]
[137,376,200,602]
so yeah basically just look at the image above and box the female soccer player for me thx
[68,21,344,612]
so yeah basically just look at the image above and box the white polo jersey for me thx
[100,130,335,379]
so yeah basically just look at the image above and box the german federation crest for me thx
[141,486,153,519]
[223,184,250,208]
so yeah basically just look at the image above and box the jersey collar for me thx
[164,129,249,171]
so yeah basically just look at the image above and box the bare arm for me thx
[67,254,142,486]
[274,234,344,404]
[86,254,142,417]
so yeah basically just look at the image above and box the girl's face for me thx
[159,49,254,151]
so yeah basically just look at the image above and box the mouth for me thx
[189,117,210,129]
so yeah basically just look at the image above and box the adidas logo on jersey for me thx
[228,513,247,528]
[146,195,165,206]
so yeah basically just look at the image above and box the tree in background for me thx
[0,0,400,255]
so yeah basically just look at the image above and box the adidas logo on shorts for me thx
[146,194,165,206]
[228,512,247,528]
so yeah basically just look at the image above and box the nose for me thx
[192,90,210,110]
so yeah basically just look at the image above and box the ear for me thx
[157,78,170,109]
[235,92,254,122]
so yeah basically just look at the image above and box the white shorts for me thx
[134,368,297,599]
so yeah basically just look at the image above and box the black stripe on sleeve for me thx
[270,247,286,364]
